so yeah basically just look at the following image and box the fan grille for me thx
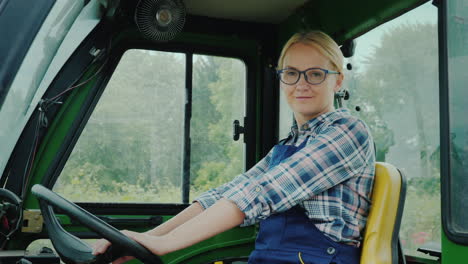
[135,0,186,42]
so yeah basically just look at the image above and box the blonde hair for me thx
[277,31,344,73]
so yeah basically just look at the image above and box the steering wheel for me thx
[31,184,163,264]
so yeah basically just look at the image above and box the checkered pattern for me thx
[195,108,375,245]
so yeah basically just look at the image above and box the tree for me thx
[345,68,395,162]
[350,22,439,177]
[191,56,246,190]
[58,50,187,191]
[190,56,224,181]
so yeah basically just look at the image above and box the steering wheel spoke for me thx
[31,184,162,264]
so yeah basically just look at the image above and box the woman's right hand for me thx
[92,238,135,264]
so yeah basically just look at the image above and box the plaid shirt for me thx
[195,108,375,245]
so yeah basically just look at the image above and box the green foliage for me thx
[61,122,152,189]
[57,167,181,203]
[400,177,441,256]
[346,22,441,256]
[56,51,245,202]
[190,56,224,177]
[350,23,439,177]
[346,55,396,161]
[408,176,440,195]
[190,56,245,191]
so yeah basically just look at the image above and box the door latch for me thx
[233,119,245,141]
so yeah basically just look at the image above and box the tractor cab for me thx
[0,0,467,263]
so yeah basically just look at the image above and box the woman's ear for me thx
[333,73,344,93]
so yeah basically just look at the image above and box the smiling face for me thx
[280,43,343,127]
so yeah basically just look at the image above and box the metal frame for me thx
[35,18,270,209]
[439,0,468,245]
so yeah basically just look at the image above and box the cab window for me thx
[347,3,440,258]
[53,49,246,203]
[279,2,440,259]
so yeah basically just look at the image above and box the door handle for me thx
[233,120,245,141]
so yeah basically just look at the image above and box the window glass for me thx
[54,51,247,204]
[343,2,440,257]
[279,88,293,139]
[54,49,186,203]
[447,0,468,234]
[190,55,246,199]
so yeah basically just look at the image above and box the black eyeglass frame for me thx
[276,67,340,85]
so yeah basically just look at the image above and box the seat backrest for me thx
[360,162,407,264]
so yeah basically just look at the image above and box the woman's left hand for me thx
[99,198,245,261]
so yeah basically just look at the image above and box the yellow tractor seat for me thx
[360,162,407,264]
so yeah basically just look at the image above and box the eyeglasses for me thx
[276,67,340,85]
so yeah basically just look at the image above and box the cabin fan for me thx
[134,0,186,41]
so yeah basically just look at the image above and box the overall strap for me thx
[297,135,310,149]
[277,134,292,145]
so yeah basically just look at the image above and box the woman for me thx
[93,31,375,264]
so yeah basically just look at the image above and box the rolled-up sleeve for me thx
[193,149,273,209]
[222,118,372,226]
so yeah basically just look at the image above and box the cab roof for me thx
[185,0,309,24]
[182,0,429,42]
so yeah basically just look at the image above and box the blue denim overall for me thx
[248,139,361,264]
